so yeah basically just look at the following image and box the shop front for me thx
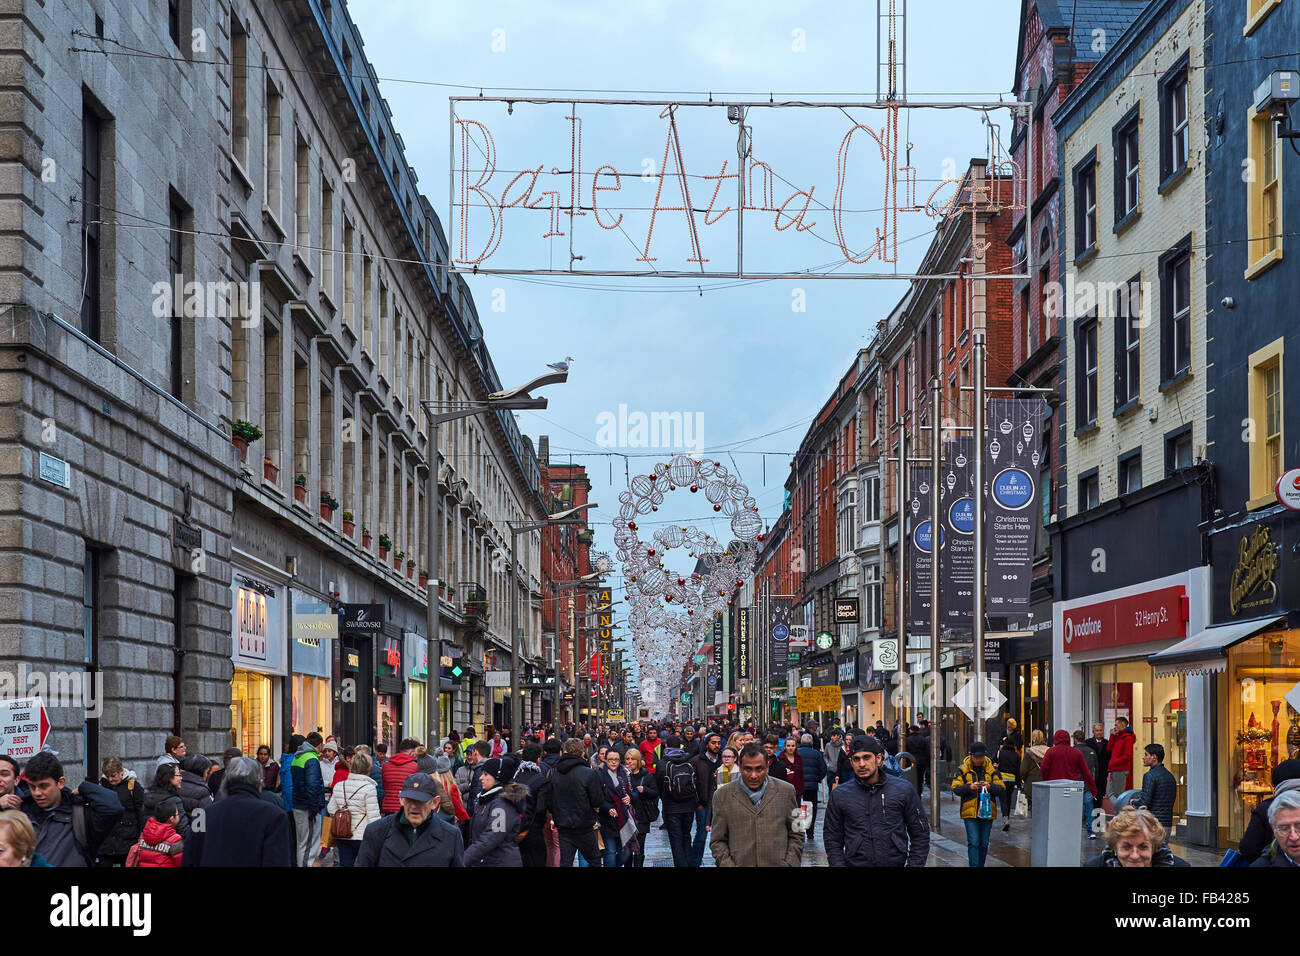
[1152,508,1300,846]
[337,603,383,750]
[290,589,335,738]
[405,633,428,744]
[856,647,887,730]
[837,650,859,728]
[1055,569,1210,841]
[230,570,285,754]
[375,623,405,753]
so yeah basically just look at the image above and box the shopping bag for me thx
[320,815,336,849]
[1013,789,1029,818]
[1218,849,1248,868]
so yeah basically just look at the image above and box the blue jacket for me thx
[290,743,325,813]
[369,761,385,806]
[797,745,827,793]
[278,752,294,809]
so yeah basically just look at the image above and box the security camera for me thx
[1254,71,1299,116]
[1221,296,1235,309]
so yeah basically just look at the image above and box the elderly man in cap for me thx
[355,772,465,867]
[824,734,930,867]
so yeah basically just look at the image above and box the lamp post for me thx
[508,503,597,743]
[421,368,568,753]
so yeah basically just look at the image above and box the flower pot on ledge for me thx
[378,546,388,561]
[294,484,307,505]
[320,504,334,522]
[263,459,279,483]
[419,574,429,588]
[232,436,248,462]
[393,556,403,571]
[362,532,372,549]
[342,519,355,537]
[406,566,414,580]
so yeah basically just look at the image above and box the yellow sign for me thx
[608,709,626,720]
[796,685,842,711]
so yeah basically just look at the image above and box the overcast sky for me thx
[349,1,1020,685]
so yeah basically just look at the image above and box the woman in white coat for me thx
[327,752,382,868]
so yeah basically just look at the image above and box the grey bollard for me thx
[1030,779,1085,867]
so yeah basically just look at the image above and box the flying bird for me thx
[548,357,573,372]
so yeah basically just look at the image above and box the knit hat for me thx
[481,758,505,781]
[849,735,883,756]
[431,755,452,775]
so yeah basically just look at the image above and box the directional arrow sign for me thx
[951,676,1007,722]
[1286,681,1300,726]
[0,696,50,758]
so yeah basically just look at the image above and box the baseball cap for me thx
[849,735,884,756]
[969,741,988,756]
[398,772,440,803]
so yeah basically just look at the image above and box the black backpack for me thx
[664,760,697,801]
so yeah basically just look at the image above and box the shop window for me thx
[1247,336,1284,508]
[292,674,332,736]
[231,669,273,755]
[1225,629,1300,843]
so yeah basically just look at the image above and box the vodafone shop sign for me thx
[1062,585,1188,654]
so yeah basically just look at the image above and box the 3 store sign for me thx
[1061,586,1188,653]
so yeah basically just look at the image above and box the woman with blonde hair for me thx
[326,752,381,868]
[1085,806,1189,867]
[0,810,46,867]
[622,747,658,868]
[1019,729,1049,812]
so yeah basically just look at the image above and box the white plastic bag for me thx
[1014,789,1029,818]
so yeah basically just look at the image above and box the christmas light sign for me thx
[449,97,1028,279]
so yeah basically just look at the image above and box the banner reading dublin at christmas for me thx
[984,397,1046,613]
[768,597,791,685]
[907,465,936,632]
[940,436,975,630]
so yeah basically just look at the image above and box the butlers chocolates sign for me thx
[1212,513,1297,622]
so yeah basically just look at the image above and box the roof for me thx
[1014,0,1151,91]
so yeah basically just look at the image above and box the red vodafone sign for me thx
[1062,586,1188,653]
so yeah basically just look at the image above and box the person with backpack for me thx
[825,735,929,868]
[19,751,123,867]
[97,757,147,866]
[327,752,382,868]
[290,733,327,867]
[655,734,707,867]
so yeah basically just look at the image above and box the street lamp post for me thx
[421,367,568,753]
[508,503,597,744]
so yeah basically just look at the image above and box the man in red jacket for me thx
[1040,730,1098,837]
[380,737,421,814]
[1106,718,1137,801]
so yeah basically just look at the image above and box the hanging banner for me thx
[907,466,937,632]
[736,607,750,681]
[940,436,976,630]
[768,597,791,686]
[597,587,613,685]
[985,397,1046,613]
[708,613,723,694]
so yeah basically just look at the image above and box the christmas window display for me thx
[1227,628,1300,842]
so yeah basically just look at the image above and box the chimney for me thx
[538,435,549,466]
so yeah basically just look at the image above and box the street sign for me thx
[815,631,835,650]
[834,597,859,624]
[788,624,810,649]
[951,676,1007,721]
[484,670,511,688]
[0,696,50,758]
[1277,468,1300,511]
[796,685,842,711]
[872,638,899,672]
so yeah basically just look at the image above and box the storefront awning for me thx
[1148,615,1287,677]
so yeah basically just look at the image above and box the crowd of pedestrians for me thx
[0,715,1296,869]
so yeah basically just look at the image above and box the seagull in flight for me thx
[548,356,574,372]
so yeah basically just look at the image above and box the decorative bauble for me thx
[713,504,721,511]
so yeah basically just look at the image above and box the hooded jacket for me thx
[638,738,660,773]
[1107,727,1137,790]
[380,751,419,814]
[1040,730,1098,798]
[464,782,528,866]
[137,817,184,867]
[290,742,326,813]
[951,756,1006,820]
[797,744,828,794]
[538,753,609,830]
[824,770,930,867]
[20,780,124,868]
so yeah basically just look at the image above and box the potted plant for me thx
[231,420,262,462]
[342,510,355,536]
[362,526,372,548]
[437,578,447,598]
[320,490,339,521]
[447,584,456,598]
[406,558,416,579]
[394,549,405,571]
[418,568,429,588]
[293,474,308,505]
[377,532,390,560]
[263,457,279,483]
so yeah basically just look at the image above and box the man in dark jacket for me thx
[20,752,123,867]
[536,738,609,866]
[1080,723,1110,800]
[657,735,707,867]
[183,757,291,866]
[1137,743,1177,831]
[824,735,929,867]
[690,733,723,865]
[464,740,492,816]
[1240,760,1300,862]
[797,733,828,834]
[904,726,929,797]
[97,758,147,866]
[511,742,549,868]
[355,772,465,867]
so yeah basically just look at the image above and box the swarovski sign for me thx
[449,98,1027,279]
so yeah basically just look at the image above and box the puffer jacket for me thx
[137,817,184,867]
[464,783,528,866]
[537,753,609,830]
[327,773,382,841]
[1137,762,1177,830]
[824,771,930,867]
[143,784,191,838]
[1107,728,1137,790]
[97,775,147,857]
[950,756,1006,820]
[380,751,418,814]
[290,742,326,813]
[797,745,827,795]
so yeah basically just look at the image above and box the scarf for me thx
[605,766,639,853]
[517,760,542,775]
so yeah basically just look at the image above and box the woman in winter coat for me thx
[97,757,147,866]
[178,754,215,824]
[432,757,470,826]
[441,740,465,774]
[593,748,634,868]
[1085,807,1189,867]
[770,736,805,800]
[326,752,382,868]
[622,748,658,868]
[1019,730,1049,811]
[463,759,526,867]
[145,763,191,839]
[715,747,743,789]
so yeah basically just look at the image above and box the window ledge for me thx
[1243,0,1281,37]
[319,286,338,316]
[1158,163,1190,196]
[292,248,314,278]
[1159,369,1192,393]
[1113,207,1141,235]
[262,205,286,241]
[1074,244,1098,267]
[1113,397,1141,418]
[1247,492,1279,512]
[231,155,253,192]
[1244,248,1284,281]
[1074,422,1100,438]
